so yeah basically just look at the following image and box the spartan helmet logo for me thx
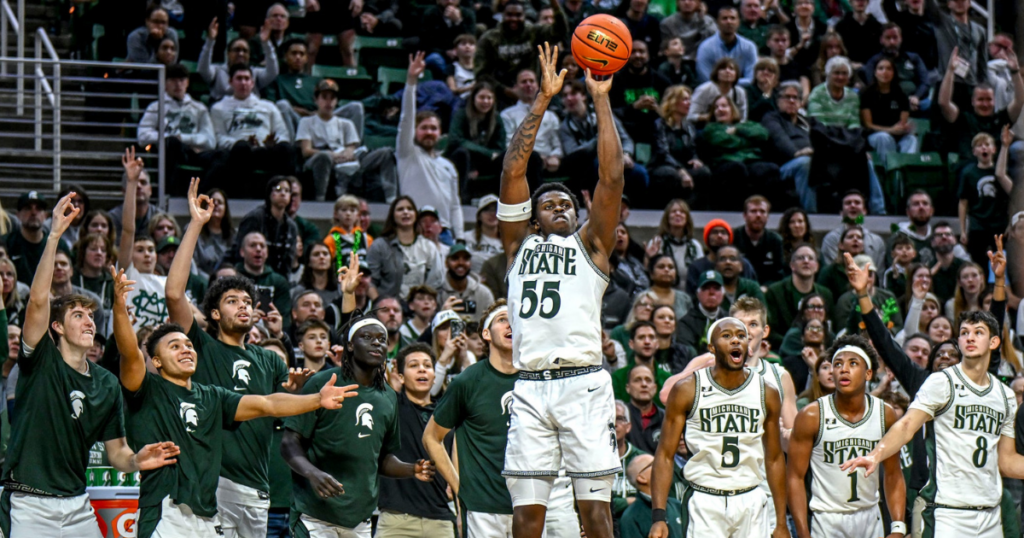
[501,391,514,416]
[69,390,86,419]
[180,402,199,432]
[355,403,375,430]
[233,360,252,386]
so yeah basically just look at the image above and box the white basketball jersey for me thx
[916,365,1016,508]
[684,368,766,490]
[753,359,787,497]
[809,394,885,513]
[506,233,608,371]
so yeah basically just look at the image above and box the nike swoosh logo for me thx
[826,425,840,430]
[587,387,599,393]
[358,432,371,438]
[583,56,609,67]
[233,386,247,391]
[589,488,605,493]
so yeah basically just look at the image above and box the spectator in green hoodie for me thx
[697,94,778,210]
[474,0,568,102]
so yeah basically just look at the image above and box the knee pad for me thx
[572,475,614,502]
[505,476,555,508]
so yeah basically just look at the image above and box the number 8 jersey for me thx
[507,233,609,371]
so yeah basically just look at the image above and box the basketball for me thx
[571,14,632,77]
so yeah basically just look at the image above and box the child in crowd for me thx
[882,234,916,300]
[324,195,373,267]
[446,34,477,99]
[657,37,697,87]
[400,285,439,347]
[958,129,1012,267]
[296,319,334,374]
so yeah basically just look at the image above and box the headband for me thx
[832,345,871,366]
[347,318,388,341]
[1012,211,1024,228]
[483,306,509,334]
[706,316,747,344]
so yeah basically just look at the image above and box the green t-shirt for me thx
[432,359,518,515]
[612,360,673,408]
[188,320,289,493]
[285,369,400,528]
[265,73,321,111]
[957,163,1007,232]
[3,335,124,496]
[268,422,292,509]
[123,372,242,517]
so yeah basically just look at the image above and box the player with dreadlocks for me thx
[281,256,436,538]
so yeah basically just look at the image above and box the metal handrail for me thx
[0,0,24,114]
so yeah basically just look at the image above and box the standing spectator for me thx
[660,0,715,63]
[786,0,828,72]
[198,18,279,102]
[820,190,887,270]
[928,221,966,305]
[249,3,292,66]
[733,195,785,284]
[367,196,446,300]
[860,57,917,167]
[765,26,810,98]
[233,177,300,279]
[762,82,817,211]
[937,47,1023,159]
[882,0,939,70]
[927,0,989,91]
[697,95,778,209]
[744,57,780,122]
[624,364,664,453]
[445,35,478,99]
[126,5,180,64]
[7,192,64,285]
[447,82,507,194]
[611,40,674,144]
[474,0,568,101]
[109,168,159,242]
[778,207,815,263]
[677,270,727,349]
[422,0,477,80]
[958,130,1012,267]
[715,244,766,307]
[833,0,882,66]
[620,0,661,57]
[864,23,933,113]
[501,70,564,175]
[649,88,710,204]
[210,65,295,193]
[563,0,597,33]
[138,64,217,196]
[695,6,758,85]
[398,53,463,244]
[193,189,233,277]
[689,58,749,123]
[657,37,698,88]
[988,34,1019,112]
[437,244,495,323]
[235,231,294,329]
[765,244,835,344]
[466,196,503,275]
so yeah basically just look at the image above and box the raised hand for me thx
[414,459,436,481]
[338,252,362,294]
[50,192,81,237]
[121,146,145,184]
[110,266,136,308]
[282,367,313,392]
[407,51,426,83]
[989,234,1006,281]
[843,252,870,294]
[584,68,613,98]
[187,177,213,225]
[207,17,219,41]
[537,42,567,100]
[318,374,360,410]
[259,19,271,42]
[134,441,181,470]
[1002,125,1014,148]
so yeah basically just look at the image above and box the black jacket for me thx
[231,205,299,278]
[761,110,813,165]
[627,402,665,455]
[733,226,786,285]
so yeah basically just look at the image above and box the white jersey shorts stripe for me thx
[810,505,884,538]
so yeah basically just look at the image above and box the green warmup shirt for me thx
[188,319,288,493]
[285,369,400,528]
[432,359,518,515]
[3,335,124,496]
[124,373,242,538]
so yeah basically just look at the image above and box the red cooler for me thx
[88,486,139,538]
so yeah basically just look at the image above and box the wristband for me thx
[651,508,667,523]
[497,200,532,222]
[890,521,907,534]
[857,292,870,299]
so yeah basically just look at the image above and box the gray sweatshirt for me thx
[126,26,180,64]
[210,94,291,149]
[198,38,279,102]
[138,93,216,151]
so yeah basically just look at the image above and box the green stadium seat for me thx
[635,143,652,164]
[355,36,407,69]
[364,134,397,150]
[313,65,374,99]
[377,67,432,96]
[884,152,949,215]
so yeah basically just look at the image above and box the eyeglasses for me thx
[794,255,815,262]
[805,325,823,333]
[637,302,653,309]
[934,232,954,238]
[779,94,800,101]
[615,416,629,423]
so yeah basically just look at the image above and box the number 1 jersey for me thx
[507,232,608,371]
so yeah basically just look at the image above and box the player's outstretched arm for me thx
[166,177,213,334]
[22,192,81,349]
[658,353,714,406]
[282,429,347,497]
[234,373,359,421]
[786,403,820,538]
[880,404,907,535]
[380,453,436,481]
[105,438,181,473]
[116,148,142,272]
[579,67,623,265]
[763,385,790,537]
[649,375,695,538]
[111,267,146,392]
[499,42,564,259]
[423,418,459,494]
[841,408,930,477]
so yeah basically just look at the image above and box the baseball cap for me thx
[852,254,875,272]
[17,191,48,211]
[156,236,180,253]
[477,194,499,213]
[419,205,440,219]
[314,79,340,97]
[447,243,472,259]
[432,310,462,331]
[698,270,724,289]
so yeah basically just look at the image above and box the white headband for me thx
[483,306,509,334]
[706,316,747,343]
[1012,211,1024,228]
[348,318,388,341]
[832,345,871,366]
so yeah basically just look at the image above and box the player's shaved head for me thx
[709,318,748,370]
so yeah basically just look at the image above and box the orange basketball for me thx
[571,14,632,77]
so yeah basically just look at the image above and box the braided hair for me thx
[338,312,388,390]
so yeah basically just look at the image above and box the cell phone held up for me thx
[450,319,466,339]
[455,299,477,314]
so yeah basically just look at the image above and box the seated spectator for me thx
[697,94,778,209]
[820,190,887,269]
[683,218,759,294]
[817,225,866,300]
[785,0,828,72]
[807,30,847,88]
[660,0,715,64]
[249,4,293,66]
[745,57,780,123]
[147,212,181,243]
[649,88,710,204]
[677,270,727,349]
[193,189,233,277]
[422,0,477,80]
[695,6,757,85]
[502,69,563,174]
[766,25,810,97]
[210,65,295,193]
[882,234,917,303]
[624,364,664,453]
[49,250,107,332]
[109,168,159,241]
[765,244,835,349]
[287,179,324,249]
[47,184,90,247]
[294,319,333,374]
[609,291,656,357]
[644,254,693,323]
[689,58,749,123]
[399,53,463,244]
[643,200,704,287]
[198,18,278,102]
[619,453,684,538]
[323,194,373,265]
[778,207,815,263]
[235,230,294,328]
[367,196,445,300]
[265,39,320,138]
[715,245,766,308]
[80,210,117,253]
[559,80,649,201]
[297,80,365,201]
[475,0,568,101]
[924,221,965,305]
[126,4,179,64]
[294,245,341,310]
[152,36,178,69]
[437,244,495,322]
[762,82,817,211]
[232,177,299,277]
[833,254,903,334]
[445,35,478,99]
[796,353,834,409]
[620,0,662,56]
[657,37,697,87]
[610,40,673,144]
[400,285,439,347]
[807,55,860,128]
[882,0,938,71]
[958,130,1012,266]
[860,57,918,167]
[938,47,1023,160]
[613,223,651,293]
[864,23,932,113]
[447,82,507,193]
[417,206,451,257]
[737,0,783,52]
[138,64,217,196]
[562,0,597,33]
[734,195,785,283]
[466,195,503,274]
[777,292,832,388]
[154,235,208,301]
[72,233,116,310]
[612,400,645,518]
[833,0,881,67]
[612,322,676,403]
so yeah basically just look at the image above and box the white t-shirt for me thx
[296,115,360,152]
[466,233,502,274]
[397,236,443,299]
[124,265,169,331]
[452,63,474,96]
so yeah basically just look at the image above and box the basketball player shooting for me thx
[497,43,623,538]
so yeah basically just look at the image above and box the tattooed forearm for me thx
[504,112,543,168]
